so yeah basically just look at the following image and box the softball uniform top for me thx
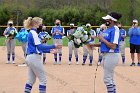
[5,27,17,38]
[26,28,56,55]
[51,26,65,39]
[128,27,140,45]
[120,29,126,41]
[100,26,120,53]
[86,29,96,44]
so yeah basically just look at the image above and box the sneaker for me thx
[76,62,79,65]
[6,61,10,64]
[82,63,85,65]
[130,62,135,66]
[53,61,57,65]
[89,63,92,66]
[59,61,62,65]
[98,62,101,66]
[68,61,71,65]
[12,61,15,64]
[137,63,140,66]
[43,62,46,64]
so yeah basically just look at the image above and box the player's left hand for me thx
[98,34,104,41]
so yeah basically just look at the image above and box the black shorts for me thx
[130,43,140,53]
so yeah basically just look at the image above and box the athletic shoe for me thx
[43,62,46,64]
[98,62,101,66]
[130,62,135,66]
[137,62,140,66]
[89,63,92,66]
[59,61,62,65]
[76,61,79,65]
[12,61,15,64]
[82,63,85,65]
[53,61,57,65]
[68,61,71,65]
[6,61,10,64]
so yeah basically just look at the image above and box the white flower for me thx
[74,38,81,45]
[73,30,83,39]
[83,31,88,35]
[81,35,89,42]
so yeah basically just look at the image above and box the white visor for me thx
[70,23,74,26]
[102,15,117,21]
[8,21,13,24]
[86,23,91,27]
[133,19,138,23]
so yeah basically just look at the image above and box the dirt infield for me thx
[0,46,140,93]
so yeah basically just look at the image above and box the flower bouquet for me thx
[41,33,51,43]
[68,25,91,48]
[8,29,17,39]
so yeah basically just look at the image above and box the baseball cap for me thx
[102,12,122,21]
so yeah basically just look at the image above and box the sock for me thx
[83,55,87,63]
[89,56,93,64]
[76,57,78,62]
[39,85,46,93]
[113,85,116,93]
[106,84,114,93]
[43,57,46,63]
[7,54,10,61]
[24,83,32,93]
[122,56,125,63]
[12,53,15,61]
[98,55,102,62]
[69,54,72,62]
[54,54,57,62]
[59,54,62,62]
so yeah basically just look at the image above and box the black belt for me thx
[28,53,41,55]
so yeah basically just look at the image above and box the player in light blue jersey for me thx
[128,19,140,66]
[51,19,65,65]
[24,17,62,93]
[93,12,122,93]
[117,23,126,64]
[82,23,96,66]
[3,20,17,64]
[67,23,79,65]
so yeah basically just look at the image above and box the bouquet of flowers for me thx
[41,33,51,43]
[8,29,17,39]
[68,25,91,48]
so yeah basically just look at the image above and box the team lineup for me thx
[2,12,140,93]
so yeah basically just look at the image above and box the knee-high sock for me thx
[12,53,15,61]
[69,54,72,62]
[83,56,87,63]
[54,54,57,62]
[39,84,46,93]
[7,54,10,61]
[59,54,62,62]
[24,83,32,93]
[89,56,93,64]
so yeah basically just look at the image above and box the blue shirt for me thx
[26,28,56,55]
[67,29,75,36]
[100,26,120,53]
[38,32,49,40]
[119,29,126,41]
[5,27,17,38]
[16,28,28,43]
[51,26,65,39]
[86,29,96,44]
[128,27,140,45]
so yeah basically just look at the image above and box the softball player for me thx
[97,24,107,65]
[128,19,140,66]
[16,21,28,58]
[117,23,126,64]
[38,26,51,64]
[82,23,96,66]
[3,20,17,64]
[67,23,79,65]
[24,17,62,93]
[94,12,122,93]
[51,19,65,65]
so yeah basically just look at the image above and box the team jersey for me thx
[128,27,140,45]
[86,29,96,44]
[26,28,56,55]
[67,29,75,36]
[119,29,126,41]
[38,32,49,40]
[5,27,17,38]
[100,26,120,53]
[16,28,28,43]
[51,26,65,39]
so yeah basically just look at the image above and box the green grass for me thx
[0,36,130,47]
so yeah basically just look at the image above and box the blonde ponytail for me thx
[24,17,33,29]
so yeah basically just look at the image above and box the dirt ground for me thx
[0,46,140,93]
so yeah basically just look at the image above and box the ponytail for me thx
[24,17,33,29]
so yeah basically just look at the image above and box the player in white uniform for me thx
[51,19,65,65]
[94,12,122,93]
[67,23,79,65]
[24,17,62,93]
[82,23,96,66]
[3,20,17,64]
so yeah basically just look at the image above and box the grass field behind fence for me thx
[0,36,130,47]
